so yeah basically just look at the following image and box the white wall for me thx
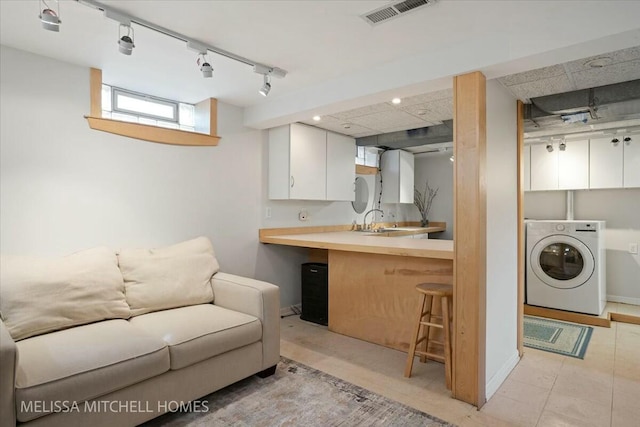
[484,79,519,399]
[413,152,454,239]
[525,188,640,304]
[0,45,364,309]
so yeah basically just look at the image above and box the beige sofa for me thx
[0,237,280,427]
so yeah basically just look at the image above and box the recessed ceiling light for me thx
[584,57,612,68]
[392,98,402,105]
[313,116,321,121]
[343,123,352,129]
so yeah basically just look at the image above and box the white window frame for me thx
[112,87,179,123]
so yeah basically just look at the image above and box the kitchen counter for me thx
[259,224,453,354]
[259,229,452,259]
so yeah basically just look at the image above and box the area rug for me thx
[523,315,593,359]
[143,357,456,427]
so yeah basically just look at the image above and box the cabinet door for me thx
[381,150,400,203]
[589,137,623,189]
[558,139,589,190]
[290,124,327,200]
[624,136,640,188]
[326,132,356,201]
[523,145,531,191]
[530,142,559,191]
[399,150,415,203]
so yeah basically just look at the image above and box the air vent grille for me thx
[394,0,429,14]
[366,7,398,24]
[361,0,435,26]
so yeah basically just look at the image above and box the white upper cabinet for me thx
[268,123,356,201]
[381,149,414,204]
[269,123,326,200]
[530,142,559,191]
[623,135,640,188]
[590,136,623,189]
[523,145,531,191]
[326,132,356,201]
[558,139,589,190]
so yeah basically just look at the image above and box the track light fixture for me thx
[259,74,271,97]
[39,0,61,32]
[197,54,213,78]
[118,24,135,55]
[559,141,566,151]
[546,144,554,153]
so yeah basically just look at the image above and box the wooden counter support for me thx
[328,250,453,353]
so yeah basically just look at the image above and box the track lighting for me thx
[118,24,135,55]
[559,141,566,151]
[611,138,619,146]
[197,54,213,78]
[546,144,554,153]
[39,0,60,32]
[259,74,271,97]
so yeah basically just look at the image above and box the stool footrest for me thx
[413,350,445,362]
[419,321,444,328]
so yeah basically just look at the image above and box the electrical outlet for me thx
[298,210,309,221]
[265,207,272,219]
[630,243,638,255]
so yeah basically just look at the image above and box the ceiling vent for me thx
[361,0,436,26]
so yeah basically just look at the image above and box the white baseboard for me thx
[607,295,640,306]
[280,304,302,317]
[485,350,520,401]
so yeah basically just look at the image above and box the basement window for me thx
[101,85,195,132]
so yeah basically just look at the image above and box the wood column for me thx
[517,100,525,356]
[452,71,487,407]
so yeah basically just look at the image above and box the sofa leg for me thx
[256,365,277,378]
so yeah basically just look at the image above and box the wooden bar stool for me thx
[404,282,453,389]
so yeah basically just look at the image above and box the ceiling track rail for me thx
[75,0,287,78]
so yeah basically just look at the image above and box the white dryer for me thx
[526,220,606,315]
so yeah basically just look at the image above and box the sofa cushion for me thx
[129,304,261,370]
[0,247,130,341]
[15,319,169,422]
[117,237,218,316]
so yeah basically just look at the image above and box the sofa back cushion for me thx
[0,247,130,341]
[117,237,218,316]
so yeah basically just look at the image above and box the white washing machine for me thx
[526,220,606,315]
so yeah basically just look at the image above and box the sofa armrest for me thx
[0,319,17,427]
[211,272,280,370]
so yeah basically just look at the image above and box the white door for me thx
[326,132,356,201]
[624,136,640,188]
[558,139,589,190]
[530,142,559,191]
[590,136,623,189]
[290,124,327,200]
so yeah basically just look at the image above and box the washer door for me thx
[530,234,595,289]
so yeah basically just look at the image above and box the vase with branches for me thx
[414,180,438,227]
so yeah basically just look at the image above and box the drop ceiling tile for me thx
[349,110,429,131]
[499,64,566,86]
[571,59,640,89]
[352,130,379,138]
[400,88,453,106]
[376,123,438,134]
[401,98,454,121]
[330,102,396,120]
[564,46,640,72]
[506,74,575,100]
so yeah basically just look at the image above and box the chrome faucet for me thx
[363,209,384,230]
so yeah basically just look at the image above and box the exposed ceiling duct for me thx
[356,120,452,150]
[524,79,640,134]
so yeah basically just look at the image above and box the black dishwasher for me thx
[300,263,328,326]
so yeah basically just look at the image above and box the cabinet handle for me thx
[290,176,295,188]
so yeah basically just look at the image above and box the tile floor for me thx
[280,314,640,427]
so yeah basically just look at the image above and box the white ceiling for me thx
[302,46,640,138]
[1,1,640,130]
